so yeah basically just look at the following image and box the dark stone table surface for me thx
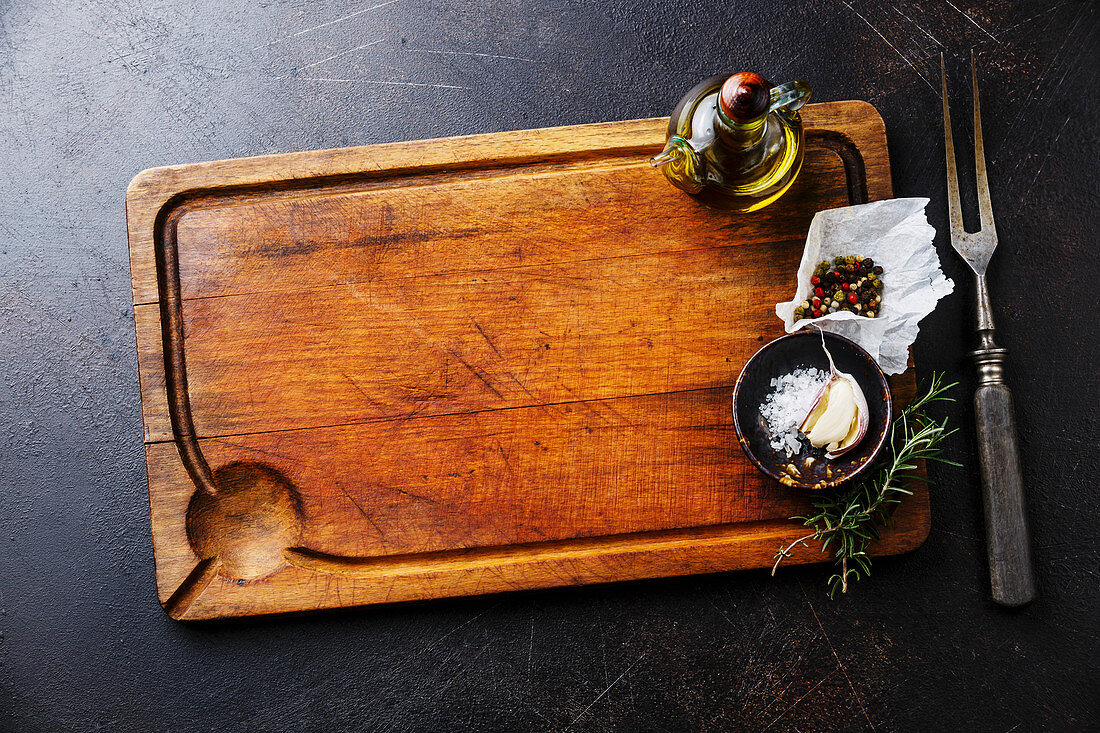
[1,1,1096,730]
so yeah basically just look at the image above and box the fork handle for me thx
[972,343,1037,607]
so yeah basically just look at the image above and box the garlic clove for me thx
[797,332,870,460]
[800,382,831,431]
[804,379,857,448]
[834,407,865,450]
[825,376,869,459]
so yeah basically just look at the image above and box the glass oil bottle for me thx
[651,73,812,212]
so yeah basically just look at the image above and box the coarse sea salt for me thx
[759,367,830,458]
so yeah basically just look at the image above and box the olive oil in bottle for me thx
[651,73,811,212]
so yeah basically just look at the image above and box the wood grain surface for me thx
[127,101,928,621]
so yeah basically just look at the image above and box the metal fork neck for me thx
[972,273,1005,385]
[975,273,995,334]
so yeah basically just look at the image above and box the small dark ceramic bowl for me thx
[732,331,892,490]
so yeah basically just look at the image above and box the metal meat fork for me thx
[941,51,1036,606]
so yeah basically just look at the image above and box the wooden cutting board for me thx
[127,101,929,621]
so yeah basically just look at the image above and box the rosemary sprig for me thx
[772,373,959,597]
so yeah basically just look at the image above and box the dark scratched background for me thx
[1,1,1097,730]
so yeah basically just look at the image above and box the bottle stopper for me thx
[718,72,771,123]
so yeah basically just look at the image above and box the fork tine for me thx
[941,53,966,245]
[971,50,998,239]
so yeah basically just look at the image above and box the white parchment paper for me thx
[775,198,953,374]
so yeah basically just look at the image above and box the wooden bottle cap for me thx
[718,72,771,123]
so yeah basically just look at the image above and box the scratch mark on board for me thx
[252,0,401,50]
[889,4,941,45]
[282,77,469,90]
[209,439,303,465]
[943,0,1000,42]
[527,610,536,674]
[376,484,441,505]
[993,3,1091,168]
[472,319,505,360]
[993,2,1065,38]
[799,580,877,731]
[340,368,388,414]
[408,49,543,64]
[761,676,829,732]
[1021,115,1071,198]
[390,605,498,674]
[496,441,515,477]
[446,349,505,399]
[288,38,385,74]
[840,0,936,92]
[336,482,385,537]
[566,652,648,729]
